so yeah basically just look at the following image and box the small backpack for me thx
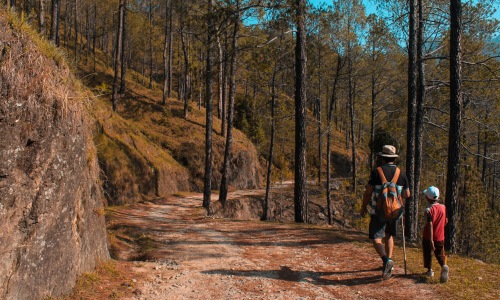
[376,167,404,222]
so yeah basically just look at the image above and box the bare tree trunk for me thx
[219,8,240,206]
[180,19,190,118]
[119,2,127,95]
[326,54,342,225]
[221,34,228,137]
[74,0,79,67]
[39,0,46,35]
[263,35,283,221]
[294,0,308,223]
[148,0,154,89]
[217,35,223,119]
[50,0,60,45]
[369,40,376,170]
[492,162,496,210]
[316,40,322,186]
[405,0,418,241]
[92,1,97,73]
[349,77,357,194]
[111,0,125,112]
[481,114,489,184]
[370,71,375,169]
[162,0,171,105]
[413,0,426,241]
[203,0,215,211]
[445,0,462,253]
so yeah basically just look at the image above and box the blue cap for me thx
[423,186,440,200]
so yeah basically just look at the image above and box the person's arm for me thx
[360,185,374,217]
[427,211,435,250]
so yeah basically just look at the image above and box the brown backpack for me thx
[376,167,404,222]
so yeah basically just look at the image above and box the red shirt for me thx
[423,203,446,241]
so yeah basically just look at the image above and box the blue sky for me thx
[309,0,500,21]
[307,0,380,16]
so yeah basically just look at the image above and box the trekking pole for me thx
[401,215,408,275]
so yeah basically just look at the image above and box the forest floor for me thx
[62,186,499,300]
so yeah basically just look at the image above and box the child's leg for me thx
[422,239,433,269]
[433,240,447,267]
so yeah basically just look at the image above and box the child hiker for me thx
[422,186,449,283]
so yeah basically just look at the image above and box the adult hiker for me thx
[360,145,410,280]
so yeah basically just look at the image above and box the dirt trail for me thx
[106,190,436,300]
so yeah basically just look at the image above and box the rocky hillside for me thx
[0,13,108,299]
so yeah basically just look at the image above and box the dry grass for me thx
[388,241,500,299]
[54,260,142,300]
[1,11,82,125]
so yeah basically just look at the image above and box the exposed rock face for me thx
[0,15,109,300]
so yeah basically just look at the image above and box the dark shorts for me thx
[369,216,397,239]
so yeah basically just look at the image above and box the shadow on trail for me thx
[203,266,424,287]
[203,266,382,286]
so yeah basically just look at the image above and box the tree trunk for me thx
[221,34,229,137]
[219,9,239,207]
[50,0,60,45]
[92,2,97,73]
[413,0,426,242]
[181,20,190,118]
[203,0,215,211]
[316,96,322,186]
[74,0,79,67]
[162,0,171,105]
[316,41,322,186]
[405,0,418,241]
[326,54,342,225]
[39,0,46,35]
[445,0,462,253]
[294,0,308,223]
[217,35,223,120]
[370,70,375,170]
[148,0,154,89]
[263,36,283,221]
[111,0,125,112]
[348,56,356,194]
[119,2,127,95]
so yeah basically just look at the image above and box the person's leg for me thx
[384,220,397,259]
[384,235,394,258]
[369,216,388,260]
[434,240,449,283]
[369,216,394,279]
[422,239,434,277]
[372,238,387,258]
[433,241,447,267]
[422,239,432,269]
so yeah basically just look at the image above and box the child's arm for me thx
[429,221,435,250]
[426,210,435,250]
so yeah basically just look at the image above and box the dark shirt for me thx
[368,164,409,190]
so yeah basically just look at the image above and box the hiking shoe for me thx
[440,265,449,283]
[383,259,395,280]
[425,269,435,278]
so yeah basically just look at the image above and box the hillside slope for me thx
[0,12,108,299]
[77,55,263,205]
